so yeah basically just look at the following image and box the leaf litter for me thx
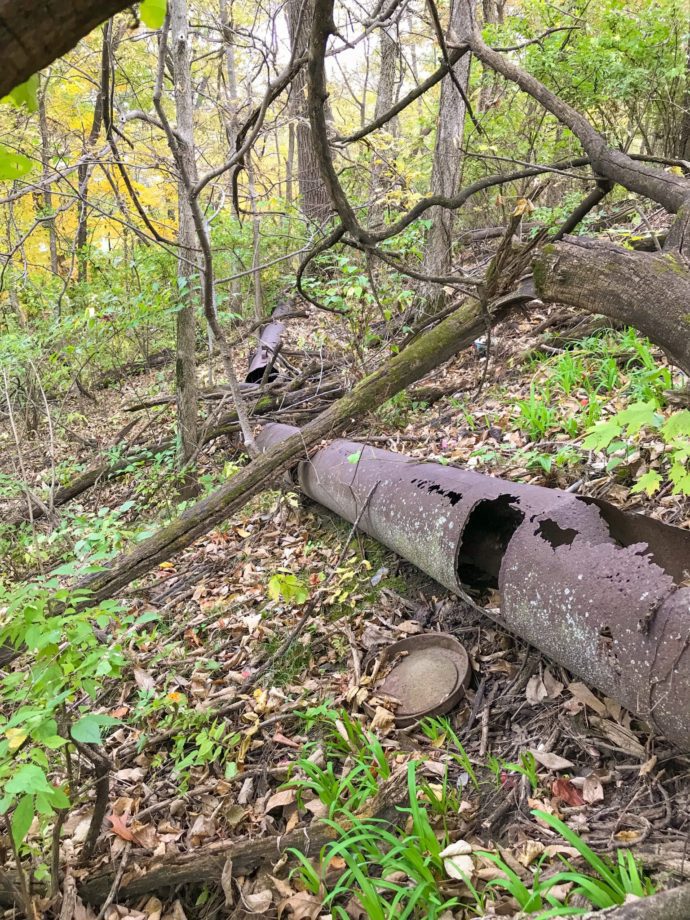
[3,305,690,919]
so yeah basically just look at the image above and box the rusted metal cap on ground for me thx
[371,632,471,726]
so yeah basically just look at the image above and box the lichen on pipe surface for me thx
[257,422,690,750]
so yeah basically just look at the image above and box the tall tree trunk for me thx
[368,29,399,230]
[170,0,199,470]
[219,0,244,311]
[421,0,473,316]
[676,29,690,160]
[286,0,332,223]
[75,21,110,283]
[246,151,265,320]
[37,75,59,295]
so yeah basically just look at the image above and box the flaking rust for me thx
[257,423,690,750]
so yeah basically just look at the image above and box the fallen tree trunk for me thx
[581,883,690,920]
[256,422,690,750]
[533,238,690,373]
[77,295,505,604]
[0,766,409,907]
[7,418,239,527]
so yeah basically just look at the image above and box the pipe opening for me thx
[456,495,524,589]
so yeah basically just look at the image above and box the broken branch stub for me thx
[257,424,690,750]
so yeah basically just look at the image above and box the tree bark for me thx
[675,28,690,161]
[0,0,131,100]
[581,884,690,920]
[421,0,472,315]
[75,21,110,283]
[533,237,690,373]
[170,0,200,469]
[286,0,332,223]
[37,76,59,288]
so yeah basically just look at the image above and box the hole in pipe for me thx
[456,495,523,589]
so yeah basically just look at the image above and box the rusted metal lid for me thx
[371,632,471,726]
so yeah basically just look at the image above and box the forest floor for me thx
[3,264,690,919]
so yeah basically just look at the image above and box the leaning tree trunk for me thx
[170,0,199,470]
[421,0,473,316]
[533,237,690,374]
[80,294,498,604]
[286,0,332,223]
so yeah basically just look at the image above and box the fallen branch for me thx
[78,766,409,904]
[581,884,690,920]
[8,387,331,525]
[93,349,174,390]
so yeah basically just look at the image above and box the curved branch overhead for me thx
[0,0,132,100]
[457,2,690,214]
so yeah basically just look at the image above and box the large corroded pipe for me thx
[257,423,690,749]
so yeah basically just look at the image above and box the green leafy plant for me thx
[268,572,309,605]
[290,762,462,919]
[479,849,583,917]
[0,578,128,852]
[584,401,690,495]
[517,385,559,440]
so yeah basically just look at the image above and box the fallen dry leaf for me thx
[615,829,645,844]
[582,773,605,804]
[552,778,585,806]
[530,750,574,771]
[277,892,322,919]
[133,668,156,691]
[440,840,475,880]
[639,754,657,776]
[369,705,395,734]
[590,717,646,758]
[243,888,272,912]
[526,674,549,705]
[517,840,545,867]
[567,682,607,716]
[273,731,301,748]
[543,669,564,699]
[265,788,297,813]
[221,856,233,907]
[107,813,138,844]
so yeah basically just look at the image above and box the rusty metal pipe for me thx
[257,422,690,750]
[245,304,290,384]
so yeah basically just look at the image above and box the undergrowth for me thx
[283,707,655,919]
